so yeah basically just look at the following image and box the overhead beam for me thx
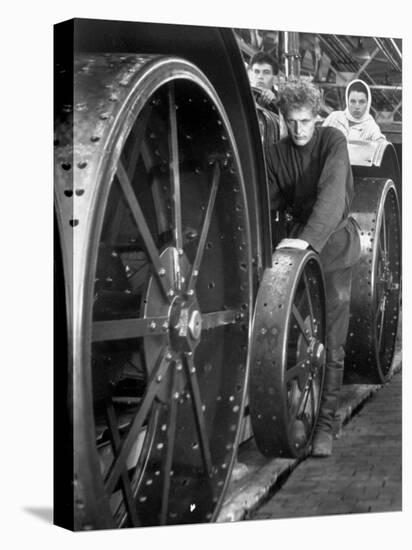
[318,83,402,91]
[354,47,380,79]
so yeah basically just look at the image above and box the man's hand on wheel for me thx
[276,238,309,250]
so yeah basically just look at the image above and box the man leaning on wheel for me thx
[266,80,361,457]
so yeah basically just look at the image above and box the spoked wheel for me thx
[249,249,326,458]
[55,54,253,529]
[345,178,401,384]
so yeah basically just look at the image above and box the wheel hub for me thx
[170,297,202,353]
[308,338,325,371]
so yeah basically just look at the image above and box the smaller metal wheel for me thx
[250,249,326,458]
[346,178,401,383]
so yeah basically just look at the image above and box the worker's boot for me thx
[311,362,344,457]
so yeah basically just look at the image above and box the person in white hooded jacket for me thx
[323,79,385,141]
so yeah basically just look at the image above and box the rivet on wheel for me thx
[187,289,194,296]
[75,500,85,510]
[150,321,156,330]
[162,321,169,332]
[158,268,166,276]
[166,352,173,361]
[177,248,184,256]
[176,362,183,371]
[168,290,175,297]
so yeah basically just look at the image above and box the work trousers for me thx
[323,266,353,365]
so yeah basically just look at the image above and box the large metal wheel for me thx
[249,249,326,458]
[345,178,401,384]
[55,54,253,529]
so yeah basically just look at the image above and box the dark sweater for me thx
[266,126,360,272]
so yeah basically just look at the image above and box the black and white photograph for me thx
[2,1,409,548]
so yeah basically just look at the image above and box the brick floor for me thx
[250,370,402,521]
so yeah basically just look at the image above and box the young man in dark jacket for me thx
[248,51,279,110]
[266,80,361,456]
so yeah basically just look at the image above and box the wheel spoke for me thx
[188,162,221,292]
[377,294,387,353]
[288,378,313,429]
[105,347,170,494]
[184,355,213,476]
[292,304,311,345]
[381,205,388,257]
[285,359,310,390]
[168,83,183,253]
[160,367,179,525]
[105,400,140,526]
[298,378,312,418]
[309,381,316,422]
[93,316,169,342]
[126,105,153,182]
[302,271,315,335]
[201,309,238,331]
[116,161,171,301]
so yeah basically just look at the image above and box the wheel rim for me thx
[55,54,253,528]
[346,178,401,383]
[250,249,326,458]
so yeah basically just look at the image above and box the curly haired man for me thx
[266,80,361,456]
